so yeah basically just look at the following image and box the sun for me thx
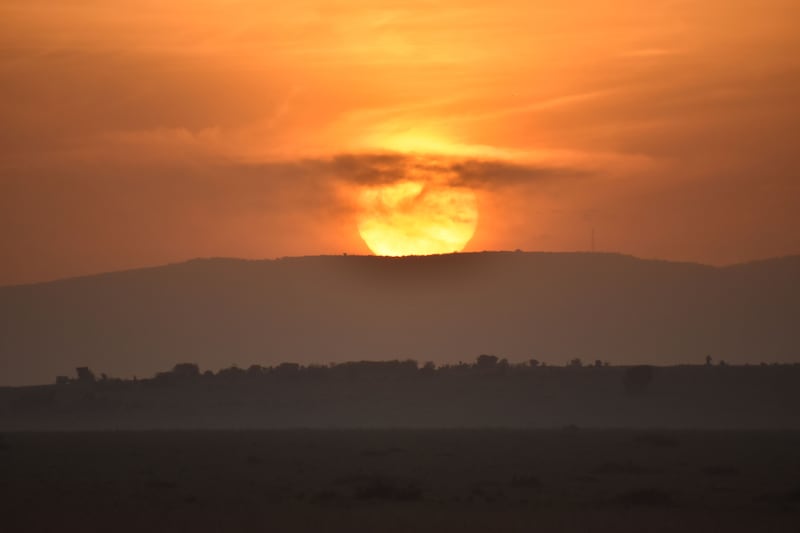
[357,180,478,256]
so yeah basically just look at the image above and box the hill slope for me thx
[1,252,799,386]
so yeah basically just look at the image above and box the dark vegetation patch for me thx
[757,486,800,505]
[311,489,340,503]
[145,480,178,489]
[710,485,738,494]
[702,465,740,476]
[353,477,422,501]
[360,447,406,457]
[471,481,506,503]
[617,488,675,507]
[784,487,800,503]
[10,359,800,433]
[594,462,650,475]
[334,473,374,485]
[633,432,679,448]
[510,475,542,488]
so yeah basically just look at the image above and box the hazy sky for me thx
[1,0,799,284]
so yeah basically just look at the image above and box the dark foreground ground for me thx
[1,430,799,532]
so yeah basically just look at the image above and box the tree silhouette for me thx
[172,363,200,378]
[476,354,499,368]
[75,367,95,384]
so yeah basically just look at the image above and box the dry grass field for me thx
[2,430,799,532]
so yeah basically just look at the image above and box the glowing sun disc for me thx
[357,181,478,256]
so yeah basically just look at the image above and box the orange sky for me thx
[1,0,799,284]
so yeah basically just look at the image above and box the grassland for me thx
[2,429,799,532]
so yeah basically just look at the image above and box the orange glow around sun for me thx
[351,130,482,256]
[357,180,478,256]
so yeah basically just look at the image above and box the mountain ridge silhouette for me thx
[2,251,799,386]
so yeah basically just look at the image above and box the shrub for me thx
[510,475,541,488]
[354,477,422,501]
[702,465,739,476]
[617,488,674,506]
[633,432,678,448]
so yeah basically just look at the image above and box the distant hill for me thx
[1,252,799,386]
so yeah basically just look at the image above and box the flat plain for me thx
[1,430,799,532]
